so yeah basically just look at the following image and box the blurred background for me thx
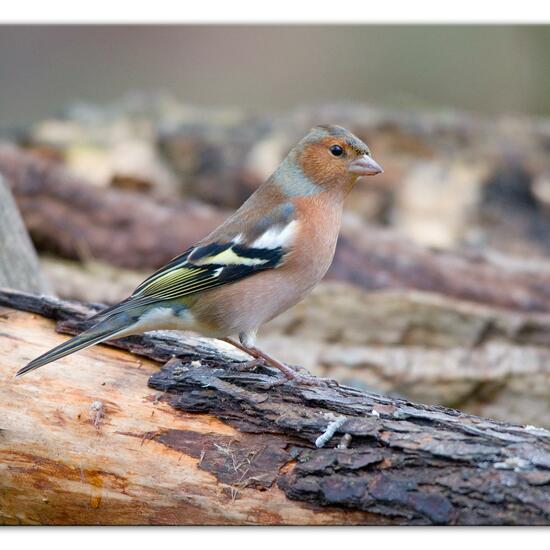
[2,25,550,127]
[2,25,550,427]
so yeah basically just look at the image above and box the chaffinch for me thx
[17,125,383,383]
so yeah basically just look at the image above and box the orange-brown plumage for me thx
[300,135,359,192]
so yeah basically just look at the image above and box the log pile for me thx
[4,100,550,429]
[1,289,549,525]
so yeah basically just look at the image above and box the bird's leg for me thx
[222,336,298,371]
[224,337,302,373]
[222,337,288,375]
[223,337,337,387]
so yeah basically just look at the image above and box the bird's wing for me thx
[92,203,298,319]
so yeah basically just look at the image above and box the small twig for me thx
[315,416,347,448]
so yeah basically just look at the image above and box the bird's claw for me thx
[235,358,307,374]
[233,355,338,388]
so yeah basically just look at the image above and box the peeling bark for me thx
[1,289,549,525]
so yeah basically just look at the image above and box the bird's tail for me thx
[16,313,135,377]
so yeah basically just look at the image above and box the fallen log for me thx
[0,289,549,525]
[332,217,550,313]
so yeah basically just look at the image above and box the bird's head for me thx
[289,125,383,194]
[271,124,383,198]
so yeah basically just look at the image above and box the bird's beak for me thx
[348,155,384,176]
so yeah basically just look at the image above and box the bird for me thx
[16,125,383,383]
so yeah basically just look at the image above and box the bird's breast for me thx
[289,193,344,282]
[189,193,344,336]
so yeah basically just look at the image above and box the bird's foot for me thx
[223,337,338,388]
[234,359,334,388]
[262,361,339,387]
[234,357,299,372]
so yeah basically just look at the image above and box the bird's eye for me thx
[330,144,344,157]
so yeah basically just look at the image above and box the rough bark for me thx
[4,145,550,313]
[0,175,50,294]
[260,283,550,427]
[1,289,549,525]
